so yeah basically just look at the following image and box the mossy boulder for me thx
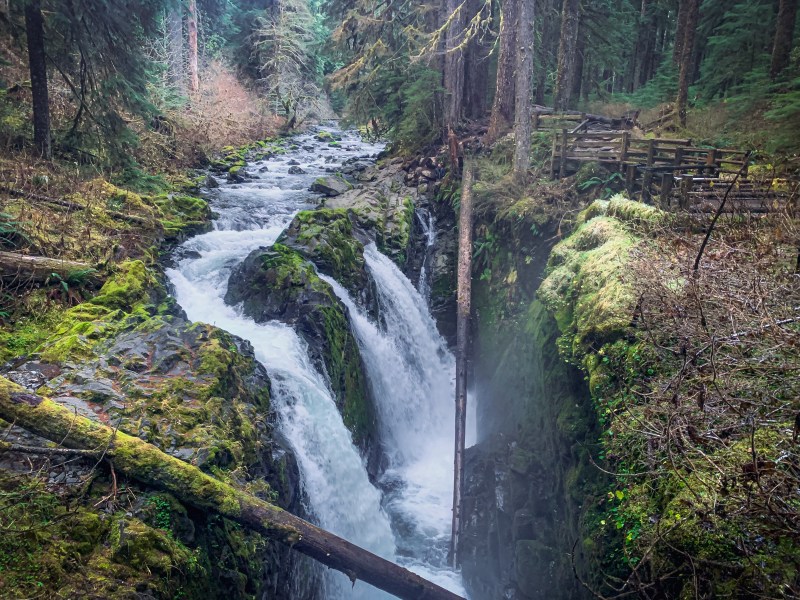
[277,208,373,304]
[224,244,378,461]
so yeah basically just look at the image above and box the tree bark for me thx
[632,0,652,89]
[24,0,51,160]
[0,378,465,600]
[187,0,200,93]
[513,0,535,182]
[450,160,474,567]
[676,0,699,127]
[672,0,689,66]
[167,6,184,90]
[444,0,466,129]
[463,0,492,120]
[485,0,518,144]
[534,0,555,105]
[553,0,580,110]
[770,0,798,79]
[571,17,585,101]
[0,252,101,285]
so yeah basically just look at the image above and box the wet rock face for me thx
[224,244,380,474]
[462,230,599,599]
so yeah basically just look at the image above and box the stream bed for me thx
[165,128,467,598]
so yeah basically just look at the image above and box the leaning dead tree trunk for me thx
[450,160,475,567]
[0,377,464,600]
[0,252,101,285]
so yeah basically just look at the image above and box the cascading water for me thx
[166,127,466,598]
[320,244,465,593]
[415,209,436,301]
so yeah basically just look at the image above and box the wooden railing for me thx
[548,128,796,213]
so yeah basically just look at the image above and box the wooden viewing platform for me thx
[546,123,797,213]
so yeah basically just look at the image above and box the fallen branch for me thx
[0,185,87,211]
[0,378,464,600]
[0,440,101,457]
[0,251,102,285]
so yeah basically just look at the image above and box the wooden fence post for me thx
[533,111,540,131]
[660,173,674,209]
[706,148,718,176]
[559,128,568,179]
[626,164,637,191]
[674,147,684,171]
[620,132,630,169]
[641,139,656,202]
[549,133,558,179]
[680,176,693,210]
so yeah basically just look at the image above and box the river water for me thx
[165,128,467,598]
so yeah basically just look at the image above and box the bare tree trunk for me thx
[167,6,184,90]
[632,0,650,89]
[463,0,492,119]
[187,0,199,93]
[534,0,555,105]
[571,17,585,101]
[25,0,51,160]
[513,0,534,182]
[553,0,580,110]
[676,0,699,127]
[672,0,689,65]
[770,0,798,79]
[0,378,466,600]
[444,0,465,129]
[450,160,474,567]
[485,0,518,144]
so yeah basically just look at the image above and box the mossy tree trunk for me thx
[485,0,518,144]
[553,0,580,111]
[0,377,464,600]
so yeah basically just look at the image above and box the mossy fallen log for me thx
[0,251,102,285]
[0,377,464,600]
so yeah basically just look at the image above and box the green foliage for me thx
[0,211,30,249]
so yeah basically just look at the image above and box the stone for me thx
[310,176,352,197]
[288,165,306,175]
[205,175,220,188]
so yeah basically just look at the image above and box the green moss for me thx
[539,215,636,359]
[278,209,368,293]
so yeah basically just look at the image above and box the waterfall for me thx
[166,127,466,599]
[320,243,466,594]
[415,208,436,300]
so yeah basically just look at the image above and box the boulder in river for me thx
[288,165,306,175]
[310,175,352,197]
[224,244,379,469]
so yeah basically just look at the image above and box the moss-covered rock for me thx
[1,253,310,599]
[277,208,371,300]
[224,244,378,460]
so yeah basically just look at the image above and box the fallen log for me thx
[0,377,465,600]
[532,105,634,128]
[0,251,102,285]
[450,159,474,566]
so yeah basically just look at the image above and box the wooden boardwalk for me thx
[546,122,796,213]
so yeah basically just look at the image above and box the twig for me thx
[693,153,752,273]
